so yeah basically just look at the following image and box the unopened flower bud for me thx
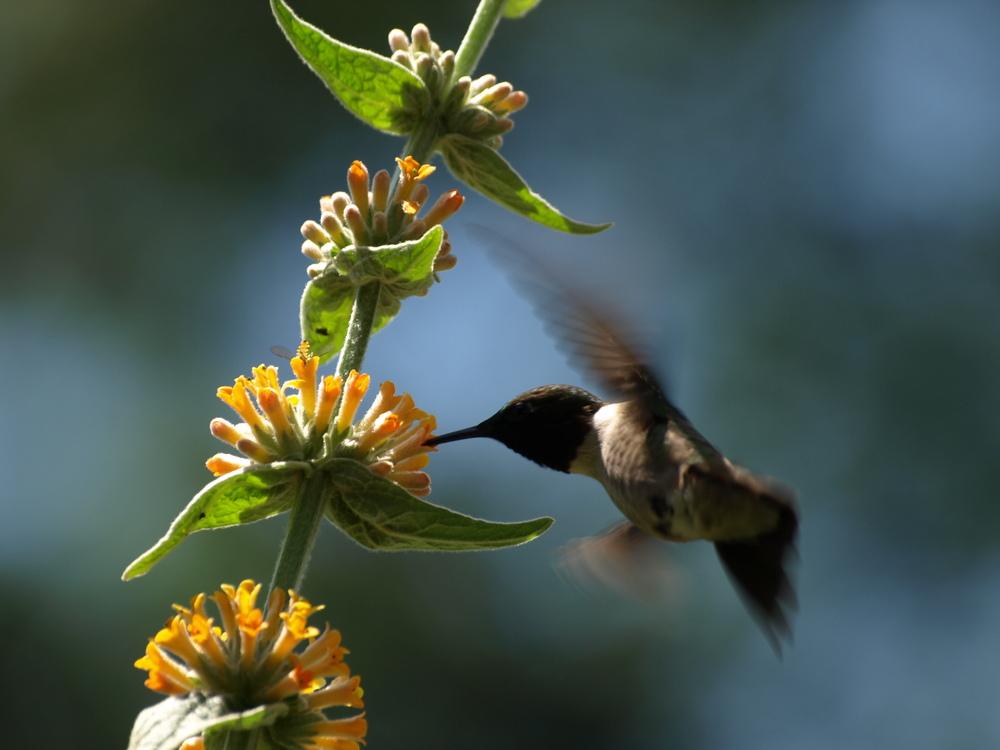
[236,437,276,463]
[473,82,513,106]
[388,28,409,52]
[390,49,412,69]
[329,192,350,218]
[301,220,330,246]
[343,204,368,245]
[492,117,515,134]
[411,183,430,208]
[494,90,528,115]
[443,76,471,112]
[434,254,458,272]
[371,211,388,240]
[439,50,455,80]
[469,74,497,95]
[301,240,324,261]
[320,212,348,245]
[415,53,433,80]
[411,23,431,52]
[468,110,491,131]
[210,418,243,447]
[402,218,426,239]
[371,170,390,212]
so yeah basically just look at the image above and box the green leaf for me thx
[504,0,542,18]
[271,0,428,134]
[322,458,554,551]
[122,463,306,581]
[128,694,288,750]
[440,134,611,234]
[301,227,444,362]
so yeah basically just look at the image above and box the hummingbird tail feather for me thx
[714,505,799,656]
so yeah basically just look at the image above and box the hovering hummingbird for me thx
[426,250,799,651]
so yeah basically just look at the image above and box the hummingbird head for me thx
[426,385,603,472]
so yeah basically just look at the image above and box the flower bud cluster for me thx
[300,157,461,278]
[389,23,528,149]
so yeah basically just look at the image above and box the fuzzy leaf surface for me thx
[504,0,542,18]
[300,227,444,361]
[440,134,610,234]
[128,694,287,750]
[122,464,306,580]
[271,0,427,134]
[322,458,553,550]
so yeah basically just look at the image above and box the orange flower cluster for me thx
[300,157,461,278]
[207,343,436,497]
[136,580,366,750]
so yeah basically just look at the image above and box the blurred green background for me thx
[3,0,1000,747]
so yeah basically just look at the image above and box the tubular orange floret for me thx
[235,437,276,464]
[310,715,368,743]
[335,371,371,433]
[206,453,250,477]
[290,346,320,419]
[217,381,265,431]
[390,471,431,492]
[356,381,399,431]
[314,374,343,435]
[347,161,370,217]
[306,675,365,711]
[209,418,243,447]
[135,642,196,695]
[257,388,294,440]
[423,190,465,227]
[392,453,430,472]
[355,412,402,453]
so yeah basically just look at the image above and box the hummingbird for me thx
[426,251,799,652]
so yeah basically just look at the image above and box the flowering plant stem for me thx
[269,469,327,592]
[266,0,502,594]
[453,0,506,80]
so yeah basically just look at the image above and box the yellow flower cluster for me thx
[207,343,436,497]
[300,157,462,278]
[136,580,366,750]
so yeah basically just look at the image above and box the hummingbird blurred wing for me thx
[557,521,680,601]
[471,226,680,428]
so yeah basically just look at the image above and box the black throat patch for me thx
[483,385,602,473]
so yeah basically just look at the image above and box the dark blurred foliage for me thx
[3,1,1000,748]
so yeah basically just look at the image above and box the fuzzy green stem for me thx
[267,2,503,597]
[269,470,327,592]
[334,280,381,379]
[453,0,506,80]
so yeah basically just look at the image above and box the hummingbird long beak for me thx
[424,425,488,447]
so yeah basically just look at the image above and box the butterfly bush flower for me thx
[300,157,462,279]
[207,343,437,497]
[388,23,528,149]
[135,580,367,750]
